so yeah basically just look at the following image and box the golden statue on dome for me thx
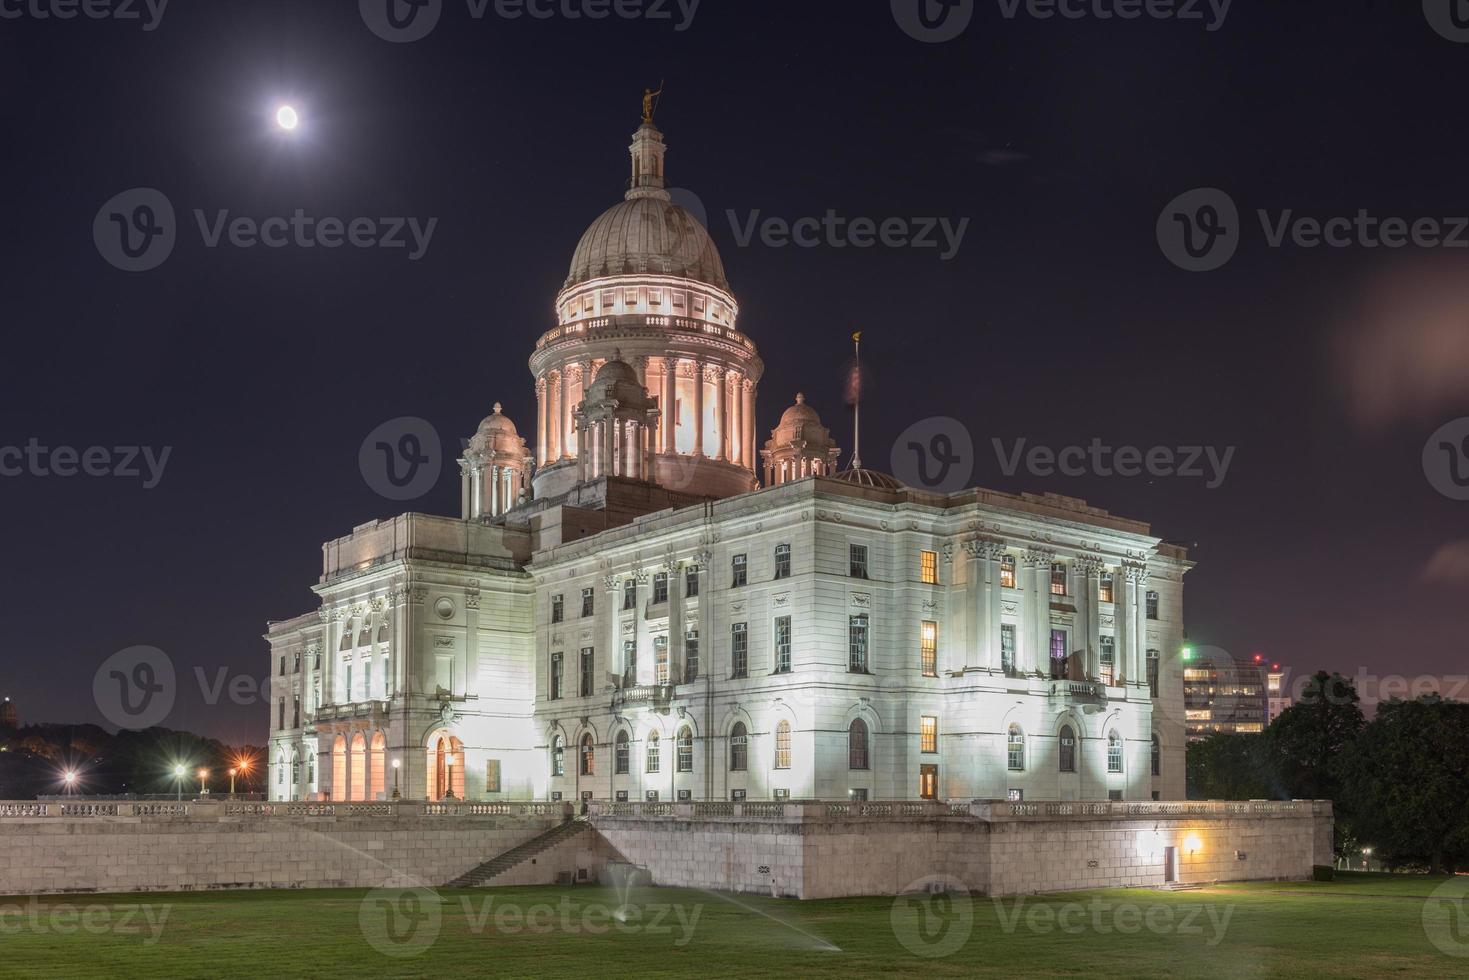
[642,83,664,124]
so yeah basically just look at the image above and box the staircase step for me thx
[445,821,591,888]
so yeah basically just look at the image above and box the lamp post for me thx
[1362,847,1372,871]
[444,753,457,800]
[174,764,186,802]
[198,769,209,797]
[228,768,238,797]
[391,759,401,801]
[63,771,77,797]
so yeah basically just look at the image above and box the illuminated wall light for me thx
[1183,833,1203,856]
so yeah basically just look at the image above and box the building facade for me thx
[1184,653,1269,739]
[265,108,1192,804]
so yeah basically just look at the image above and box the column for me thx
[663,358,678,454]
[605,575,622,688]
[576,421,588,482]
[560,372,573,459]
[602,416,615,479]
[633,570,649,685]
[489,465,499,517]
[1075,556,1103,680]
[1023,548,1053,675]
[729,372,742,467]
[742,382,756,470]
[665,558,683,685]
[536,378,548,466]
[547,373,562,462]
[963,539,983,671]
[715,367,729,460]
[566,366,582,456]
[1129,564,1149,689]
[692,361,705,457]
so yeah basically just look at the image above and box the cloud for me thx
[1421,539,1469,586]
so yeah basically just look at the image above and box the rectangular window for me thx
[849,543,869,579]
[292,695,300,729]
[277,700,285,730]
[551,594,564,624]
[920,550,938,584]
[1099,572,1114,603]
[1050,562,1067,596]
[1146,591,1160,620]
[732,554,747,588]
[919,764,938,800]
[685,630,699,682]
[580,648,595,697]
[920,621,938,677]
[1100,636,1116,686]
[293,651,301,672]
[685,565,699,597]
[729,731,748,772]
[646,736,660,773]
[279,655,285,676]
[616,736,629,774]
[653,572,669,604]
[486,759,502,793]
[920,715,938,753]
[1050,629,1068,680]
[1001,624,1017,675]
[677,732,693,772]
[623,579,636,610]
[654,635,669,685]
[1147,649,1160,699]
[622,640,636,687]
[849,614,869,672]
[1108,736,1124,773]
[1000,555,1016,589]
[774,544,791,580]
[581,588,595,617]
[774,616,792,673]
[550,652,564,700]
[731,623,748,678]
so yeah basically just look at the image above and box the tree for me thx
[1337,696,1469,874]
[1186,733,1276,800]
[1266,671,1365,803]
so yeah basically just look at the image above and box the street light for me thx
[1363,847,1373,871]
[391,759,401,801]
[63,770,77,797]
[228,768,238,797]
[173,764,186,802]
[198,769,209,796]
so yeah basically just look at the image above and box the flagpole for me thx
[851,331,863,469]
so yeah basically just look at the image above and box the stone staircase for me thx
[444,819,591,888]
[1158,881,1206,892]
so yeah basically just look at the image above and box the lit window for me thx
[654,635,669,685]
[1050,629,1068,680]
[653,572,669,604]
[1059,725,1076,772]
[580,734,595,776]
[551,594,564,624]
[551,736,565,777]
[1107,731,1123,773]
[1099,572,1114,603]
[848,614,869,673]
[774,544,791,580]
[615,731,630,774]
[685,630,699,682]
[774,616,792,673]
[920,715,938,754]
[775,720,792,769]
[1050,562,1067,596]
[1000,555,1016,589]
[1007,724,1025,771]
[646,732,660,773]
[732,554,747,588]
[849,544,869,579]
[1100,636,1115,686]
[729,723,748,771]
[731,623,748,678]
[920,550,938,585]
[1000,624,1017,676]
[622,640,636,687]
[677,727,693,772]
[848,719,869,770]
[920,621,938,677]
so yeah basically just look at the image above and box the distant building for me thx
[1184,653,1268,740]
[1266,663,1291,723]
[0,697,17,729]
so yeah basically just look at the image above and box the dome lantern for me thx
[459,403,534,520]
[762,393,841,486]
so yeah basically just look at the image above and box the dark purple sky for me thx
[1,1,1464,745]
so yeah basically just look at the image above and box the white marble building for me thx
[266,108,1191,805]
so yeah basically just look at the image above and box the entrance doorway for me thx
[919,764,938,800]
[1164,846,1179,883]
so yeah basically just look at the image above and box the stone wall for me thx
[0,801,572,896]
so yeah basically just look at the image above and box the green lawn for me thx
[0,872,1464,978]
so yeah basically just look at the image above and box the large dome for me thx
[565,195,728,292]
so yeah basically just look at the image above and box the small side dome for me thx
[832,467,905,491]
[778,392,821,427]
[585,351,653,408]
[468,403,526,456]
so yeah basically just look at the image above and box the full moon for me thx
[275,105,299,130]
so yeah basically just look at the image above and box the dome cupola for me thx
[762,393,841,486]
[459,403,534,520]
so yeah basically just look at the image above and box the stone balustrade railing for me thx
[0,800,575,821]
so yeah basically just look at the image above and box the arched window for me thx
[848,719,869,770]
[646,732,661,773]
[729,722,748,771]
[580,734,595,776]
[1151,734,1161,776]
[615,730,630,774]
[1107,730,1123,773]
[677,727,693,772]
[1058,725,1076,773]
[774,720,792,770]
[551,735,564,777]
[1007,724,1025,771]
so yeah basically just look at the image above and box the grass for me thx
[0,872,1464,978]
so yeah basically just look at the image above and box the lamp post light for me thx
[228,768,238,797]
[198,769,210,796]
[173,764,186,802]
[391,759,401,801]
[444,753,457,800]
[63,771,77,797]
[1363,847,1373,871]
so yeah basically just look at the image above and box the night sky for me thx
[2,1,1465,746]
